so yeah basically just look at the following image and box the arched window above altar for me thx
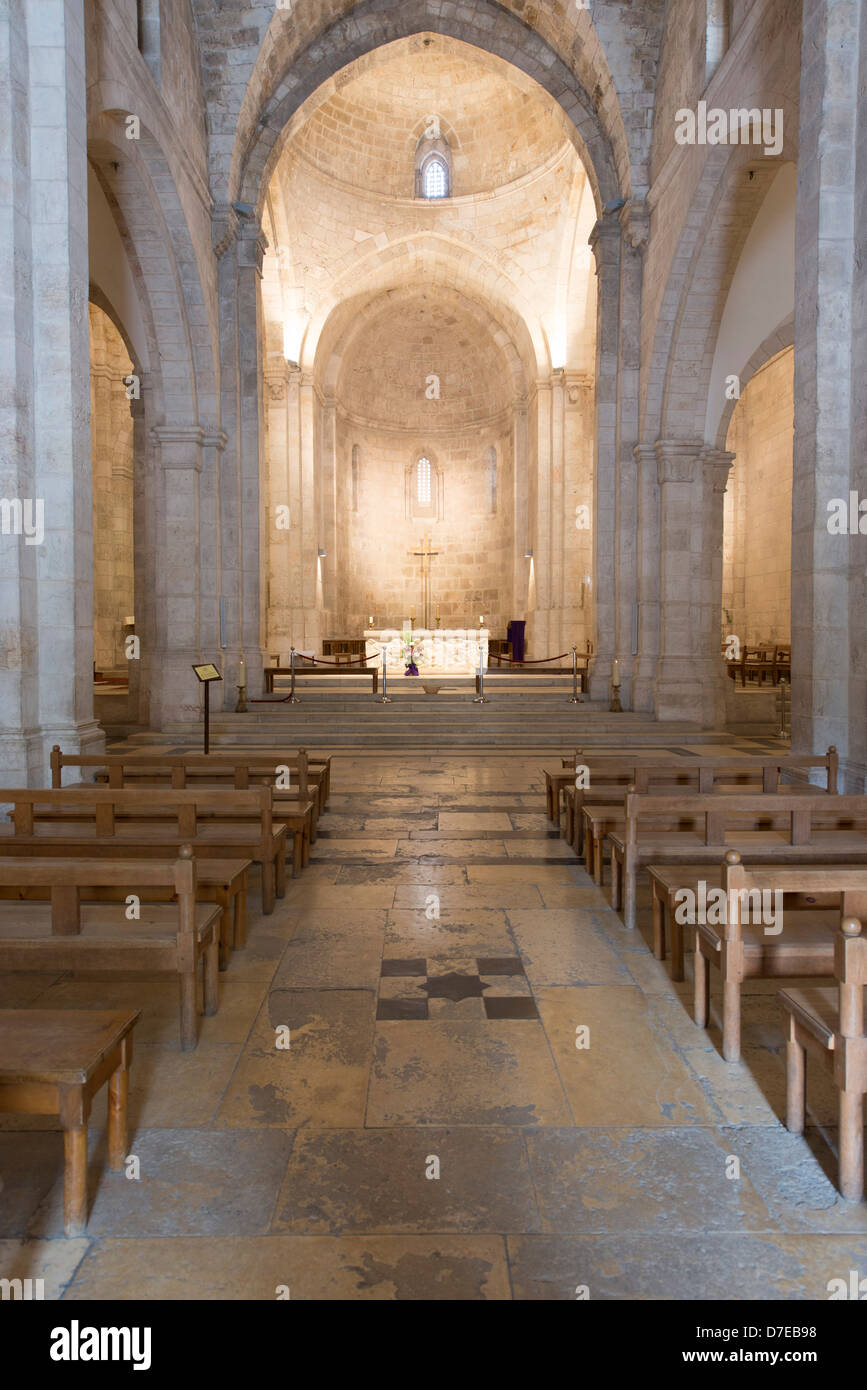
[406,452,442,521]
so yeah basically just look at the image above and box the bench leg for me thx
[671,912,685,982]
[652,887,665,960]
[275,848,287,898]
[302,824,311,867]
[623,864,636,930]
[217,888,231,970]
[63,1125,88,1237]
[292,828,303,876]
[610,846,620,910]
[262,859,276,914]
[234,885,247,949]
[722,978,741,1062]
[785,1026,805,1134]
[204,934,219,1017]
[545,782,554,821]
[108,1059,129,1171]
[179,971,198,1051]
[594,832,604,887]
[584,825,594,877]
[839,1089,864,1201]
[694,941,709,1028]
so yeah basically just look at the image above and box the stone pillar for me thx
[237,216,268,698]
[588,215,621,698]
[320,393,338,625]
[700,446,735,730]
[299,372,321,650]
[632,444,660,713]
[148,426,203,729]
[0,0,102,783]
[512,398,529,625]
[791,0,859,769]
[528,379,553,658]
[613,201,649,710]
[654,441,732,726]
[265,363,291,657]
[654,441,704,722]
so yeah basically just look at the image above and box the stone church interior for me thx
[2,0,867,1320]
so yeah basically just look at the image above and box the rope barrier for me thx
[490,651,573,665]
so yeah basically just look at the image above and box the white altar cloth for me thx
[364,629,489,674]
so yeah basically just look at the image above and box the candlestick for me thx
[479,615,484,627]
[612,659,621,689]
[239,656,246,684]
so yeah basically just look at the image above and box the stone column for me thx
[512,398,529,627]
[632,444,660,713]
[791,0,859,770]
[237,216,268,698]
[528,379,553,657]
[299,371,321,650]
[700,446,735,730]
[654,440,704,722]
[148,426,203,728]
[588,215,621,698]
[613,201,649,710]
[264,364,291,657]
[0,0,102,782]
[320,392,338,626]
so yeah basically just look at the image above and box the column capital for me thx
[655,439,703,485]
[589,213,622,272]
[150,424,205,470]
[700,446,736,492]
[619,198,650,253]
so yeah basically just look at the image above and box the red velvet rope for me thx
[490,651,573,665]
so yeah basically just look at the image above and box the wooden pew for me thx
[552,747,838,842]
[51,745,328,837]
[0,854,250,969]
[0,849,219,1049]
[648,863,839,981]
[780,915,867,1200]
[692,853,867,1061]
[0,1008,140,1234]
[608,791,867,929]
[0,786,287,914]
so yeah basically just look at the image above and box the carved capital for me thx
[588,215,621,274]
[700,446,736,494]
[619,198,650,253]
[655,439,703,486]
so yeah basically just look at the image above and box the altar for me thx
[364,629,489,675]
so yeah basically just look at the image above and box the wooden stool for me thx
[0,1008,140,1234]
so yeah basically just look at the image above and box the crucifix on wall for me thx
[408,533,440,629]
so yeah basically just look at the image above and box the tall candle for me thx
[369,615,374,627]
[612,659,621,688]
[479,615,484,626]
[239,656,246,685]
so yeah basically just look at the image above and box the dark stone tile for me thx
[477,956,525,976]
[271,1127,540,1234]
[424,972,486,1002]
[381,958,427,977]
[377,999,429,1020]
[484,997,539,1020]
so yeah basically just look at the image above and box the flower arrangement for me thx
[402,632,424,676]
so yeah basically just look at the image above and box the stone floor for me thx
[1,752,866,1300]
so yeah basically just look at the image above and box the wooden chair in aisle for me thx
[779,916,867,1201]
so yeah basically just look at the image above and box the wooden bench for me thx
[609,792,867,929]
[51,745,328,838]
[0,1008,140,1234]
[265,665,378,694]
[647,862,840,981]
[692,854,867,1061]
[0,786,287,914]
[780,915,867,1201]
[479,663,589,695]
[0,854,250,969]
[580,775,829,885]
[550,747,838,838]
[0,849,219,1049]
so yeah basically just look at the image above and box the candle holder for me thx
[235,683,248,714]
[609,681,623,713]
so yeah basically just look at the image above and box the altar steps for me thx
[160,694,720,748]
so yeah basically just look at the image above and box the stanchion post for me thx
[473,646,489,704]
[569,645,581,704]
[378,647,391,703]
[288,647,301,704]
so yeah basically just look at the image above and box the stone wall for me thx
[722,347,793,647]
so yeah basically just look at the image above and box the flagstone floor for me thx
[1,752,866,1300]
